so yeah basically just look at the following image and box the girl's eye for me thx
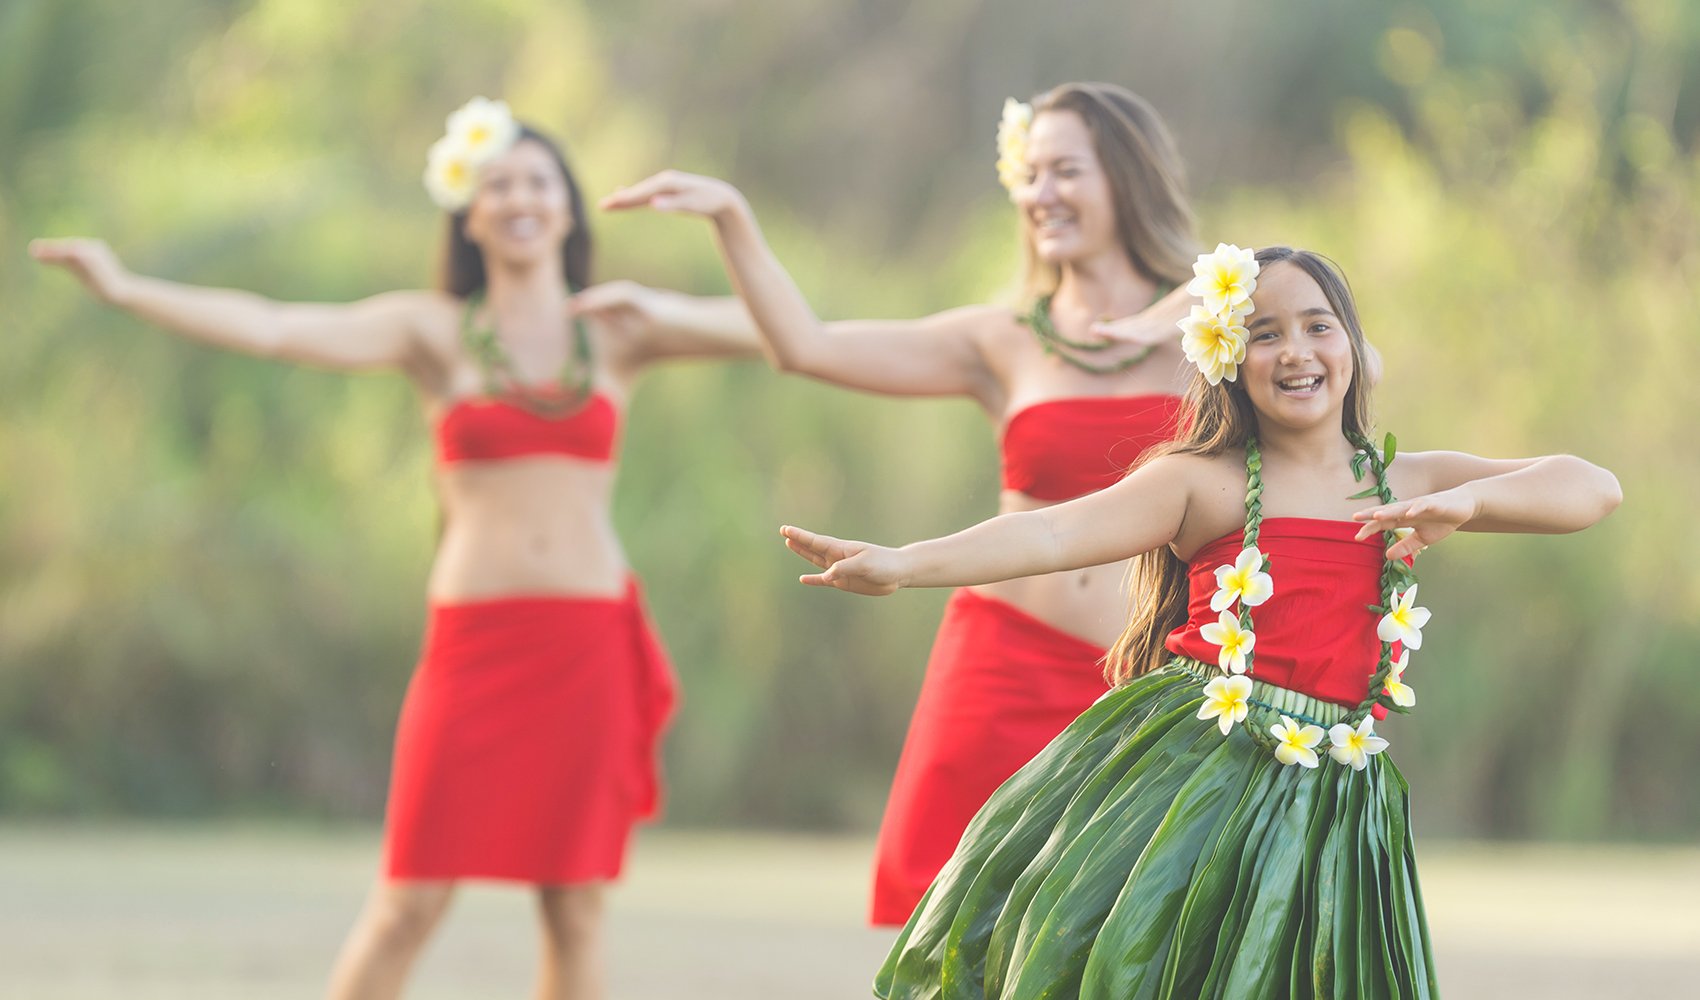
[1309,323,1332,334]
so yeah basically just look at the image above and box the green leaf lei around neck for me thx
[1018,293,1157,375]
[461,289,595,416]
[1237,431,1416,732]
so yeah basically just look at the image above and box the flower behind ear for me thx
[995,98,1033,198]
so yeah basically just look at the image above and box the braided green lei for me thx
[1216,431,1418,760]
[461,289,595,415]
[1018,293,1160,375]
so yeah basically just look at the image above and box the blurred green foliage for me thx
[2,0,1696,839]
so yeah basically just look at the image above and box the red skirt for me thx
[382,581,677,884]
[870,588,1110,926]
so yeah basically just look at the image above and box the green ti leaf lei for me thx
[1237,431,1416,727]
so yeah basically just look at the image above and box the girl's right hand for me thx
[599,170,749,222]
[29,238,134,304]
[780,525,909,596]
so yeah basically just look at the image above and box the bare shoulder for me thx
[1154,450,1254,560]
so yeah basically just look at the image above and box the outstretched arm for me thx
[571,281,762,365]
[600,171,999,402]
[31,238,431,372]
[1353,451,1622,559]
[780,455,1195,595]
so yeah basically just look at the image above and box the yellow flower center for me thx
[468,124,490,147]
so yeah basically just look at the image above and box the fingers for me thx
[780,524,842,568]
[28,238,73,262]
[598,171,685,212]
[1351,502,1414,541]
[1385,532,1428,562]
[569,281,636,315]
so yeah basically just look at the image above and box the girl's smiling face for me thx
[1240,261,1358,431]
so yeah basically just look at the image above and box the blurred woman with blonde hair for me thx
[592,82,1204,925]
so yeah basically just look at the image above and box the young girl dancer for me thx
[782,245,1620,997]
[32,99,755,1000]
[599,82,1205,924]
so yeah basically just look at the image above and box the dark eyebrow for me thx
[1249,306,1337,330]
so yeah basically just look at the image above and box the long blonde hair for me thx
[1019,83,1198,299]
[1104,247,1378,684]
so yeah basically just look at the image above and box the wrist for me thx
[103,270,141,308]
[712,192,756,233]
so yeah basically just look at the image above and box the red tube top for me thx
[1000,394,1183,501]
[436,393,619,464]
[1166,518,1404,716]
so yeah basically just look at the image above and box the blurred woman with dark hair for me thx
[595,82,1206,925]
[32,98,757,1000]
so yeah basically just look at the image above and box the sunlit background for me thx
[2,0,1697,996]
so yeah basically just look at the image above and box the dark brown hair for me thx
[1020,83,1198,297]
[1104,246,1376,683]
[435,125,591,297]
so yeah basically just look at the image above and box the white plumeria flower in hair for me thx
[995,98,1033,197]
[1178,305,1249,385]
[1211,546,1274,612]
[1186,243,1259,317]
[1383,650,1416,707]
[424,134,478,212]
[445,97,520,166]
[1270,715,1325,769]
[1327,716,1389,771]
[1377,585,1432,650]
[1199,610,1256,674]
[1197,675,1253,736]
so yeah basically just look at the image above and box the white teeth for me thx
[1037,217,1075,230]
[1279,375,1323,391]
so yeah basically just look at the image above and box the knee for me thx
[538,885,604,949]
[366,885,453,948]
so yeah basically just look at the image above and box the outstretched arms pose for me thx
[32,237,765,379]
[782,447,1621,596]
[30,238,441,377]
[595,170,1192,407]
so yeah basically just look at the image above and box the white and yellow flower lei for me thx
[1194,433,1427,769]
[1176,263,1429,769]
[423,97,521,212]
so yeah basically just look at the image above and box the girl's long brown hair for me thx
[435,125,591,297]
[1103,247,1377,684]
[1019,83,1198,299]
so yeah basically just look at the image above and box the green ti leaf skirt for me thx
[874,661,1440,999]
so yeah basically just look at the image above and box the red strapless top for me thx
[1166,518,1402,716]
[1000,395,1183,501]
[435,393,619,464]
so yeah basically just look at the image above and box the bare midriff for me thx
[973,489,1130,650]
[429,457,628,602]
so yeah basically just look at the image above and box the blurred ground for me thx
[0,824,1694,998]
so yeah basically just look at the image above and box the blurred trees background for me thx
[2,0,1696,840]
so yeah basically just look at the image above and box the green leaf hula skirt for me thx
[874,660,1439,999]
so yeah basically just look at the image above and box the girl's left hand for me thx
[1352,487,1479,560]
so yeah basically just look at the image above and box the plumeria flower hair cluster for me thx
[994,98,1033,200]
[1178,243,1260,385]
[423,97,521,212]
